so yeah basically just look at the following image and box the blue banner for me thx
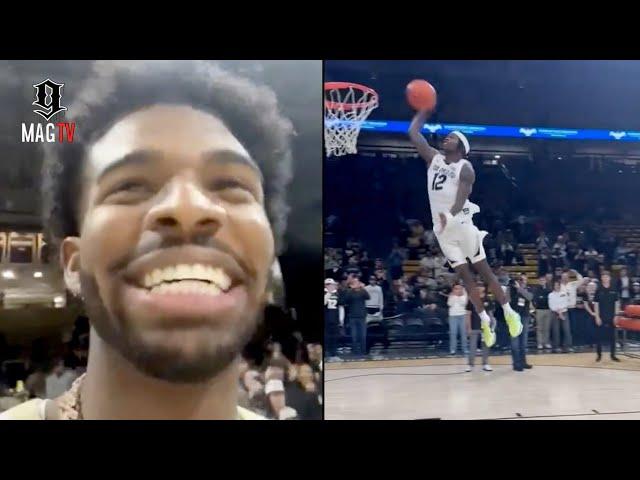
[354,120,640,142]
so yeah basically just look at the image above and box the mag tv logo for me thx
[21,79,75,143]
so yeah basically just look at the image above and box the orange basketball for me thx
[406,79,437,111]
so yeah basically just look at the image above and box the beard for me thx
[80,272,261,384]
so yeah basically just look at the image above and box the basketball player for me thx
[408,109,522,348]
[1,61,294,419]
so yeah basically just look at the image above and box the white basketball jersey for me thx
[427,153,476,225]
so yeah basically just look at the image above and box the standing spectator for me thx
[560,269,585,350]
[339,275,370,357]
[539,249,552,276]
[447,284,468,355]
[364,276,389,354]
[533,274,553,351]
[549,280,572,353]
[618,267,631,308]
[45,358,76,400]
[582,281,599,348]
[324,278,342,361]
[465,285,493,372]
[594,271,621,362]
[509,274,533,371]
[365,276,384,318]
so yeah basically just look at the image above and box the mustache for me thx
[107,232,252,276]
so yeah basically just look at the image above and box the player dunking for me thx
[408,109,522,347]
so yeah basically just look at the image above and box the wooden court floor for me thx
[325,353,640,420]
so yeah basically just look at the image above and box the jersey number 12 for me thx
[432,174,447,191]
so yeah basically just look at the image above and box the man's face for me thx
[554,282,561,292]
[561,272,569,283]
[453,285,463,295]
[602,273,611,285]
[539,276,546,286]
[62,105,274,383]
[326,282,337,293]
[369,277,376,286]
[442,133,460,154]
[520,275,527,286]
[545,273,552,283]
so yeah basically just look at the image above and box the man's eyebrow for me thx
[201,149,262,180]
[96,149,161,182]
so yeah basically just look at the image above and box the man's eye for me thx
[104,181,153,202]
[208,179,255,203]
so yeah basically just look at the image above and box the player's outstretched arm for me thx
[408,109,439,166]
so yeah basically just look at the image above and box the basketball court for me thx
[325,353,640,419]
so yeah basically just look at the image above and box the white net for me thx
[324,84,378,157]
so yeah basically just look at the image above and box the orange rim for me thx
[325,82,378,111]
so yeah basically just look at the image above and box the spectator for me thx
[265,380,298,420]
[387,244,407,280]
[533,274,553,351]
[241,370,267,416]
[365,276,384,319]
[339,275,370,357]
[25,365,47,399]
[365,276,389,354]
[536,231,551,252]
[45,358,76,400]
[585,246,599,273]
[324,278,342,361]
[582,281,599,348]
[630,281,640,305]
[594,271,621,362]
[618,267,632,308]
[560,269,586,348]
[447,284,468,355]
[465,285,493,372]
[509,274,533,371]
[548,280,572,353]
[432,248,449,278]
[286,364,322,420]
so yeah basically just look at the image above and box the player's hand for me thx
[596,316,602,326]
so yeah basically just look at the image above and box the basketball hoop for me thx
[324,82,379,157]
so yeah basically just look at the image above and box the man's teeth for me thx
[149,280,222,296]
[143,264,231,290]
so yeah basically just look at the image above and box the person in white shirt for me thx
[448,284,469,355]
[45,359,77,400]
[560,269,587,351]
[548,280,572,352]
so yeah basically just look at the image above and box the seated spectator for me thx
[631,281,640,305]
[585,246,599,272]
[42,358,76,400]
[241,370,267,416]
[286,364,322,420]
[536,231,550,252]
[265,380,298,420]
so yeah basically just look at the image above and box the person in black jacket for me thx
[509,274,534,371]
[339,274,370,357]
[532,274,553,351]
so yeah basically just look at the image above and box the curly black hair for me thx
[42,60,294,259]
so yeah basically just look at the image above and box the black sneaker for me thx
[596,354,602,362]
[611,356,621,362]
[513,366,524,371]
[523,364,533,369]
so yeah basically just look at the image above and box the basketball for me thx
[406,79,437,111]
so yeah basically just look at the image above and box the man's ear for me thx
[60,237,81,297]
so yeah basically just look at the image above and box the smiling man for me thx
[1,61,294,420]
